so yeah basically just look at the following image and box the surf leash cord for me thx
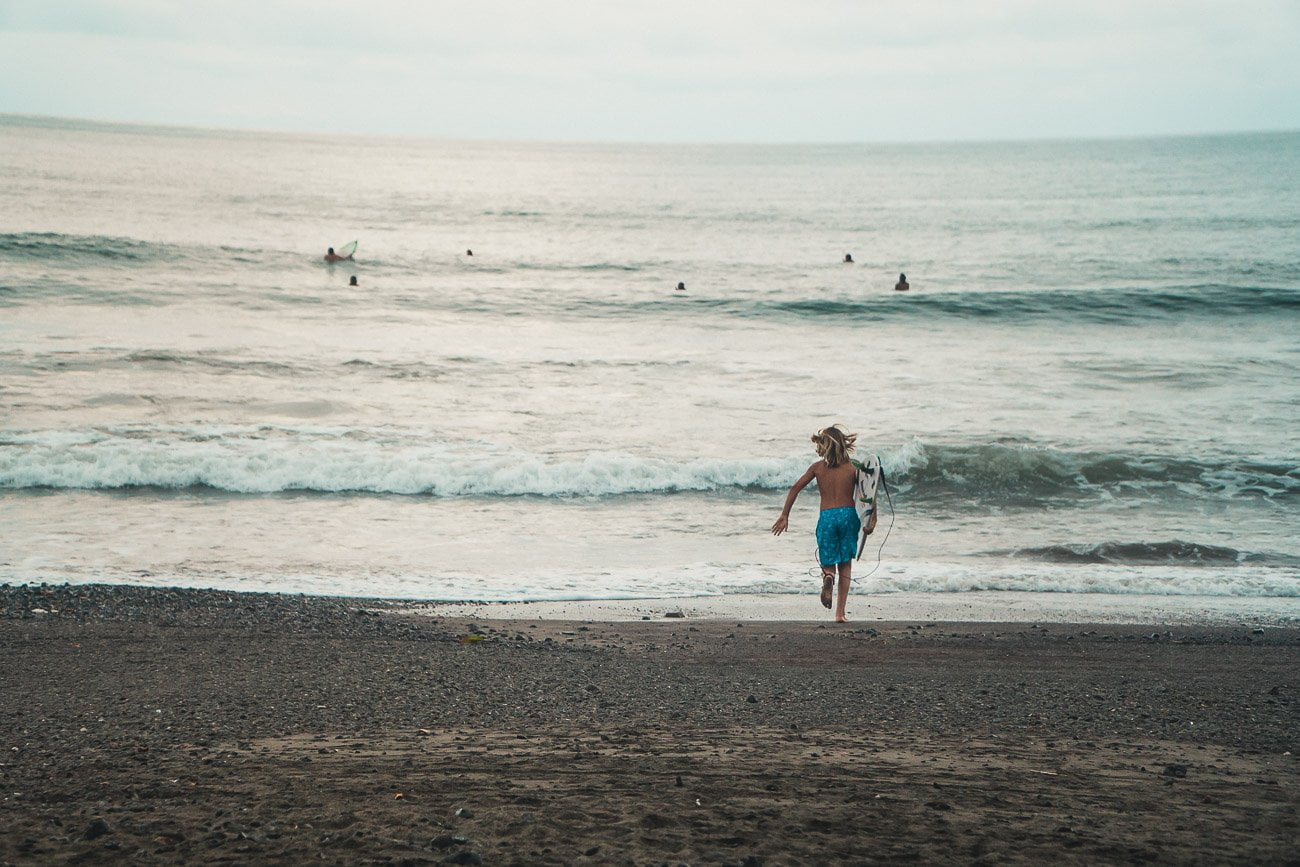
[858,469,895,580]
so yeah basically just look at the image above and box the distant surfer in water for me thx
[349,275,358,286]
[771,425,861,622]
[844,253,854,263]
[894,273,909,291]
[324,246,353,263]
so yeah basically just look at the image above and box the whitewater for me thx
[1,116,1297,609]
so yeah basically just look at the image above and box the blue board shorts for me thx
[816,506,861,567]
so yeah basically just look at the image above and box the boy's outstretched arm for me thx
[771,464,817,536]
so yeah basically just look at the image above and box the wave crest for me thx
[0,427,802,496]
[0,427,1295,502]
[889,441,1298,503]
[992,540,1300,568]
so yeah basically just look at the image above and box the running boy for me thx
[771,425,860,622]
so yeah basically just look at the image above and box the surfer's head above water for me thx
[811,425,857,468]
[328,247,335,255]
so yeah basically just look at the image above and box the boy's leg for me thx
[820,566,835,609]
[834,560,852,622]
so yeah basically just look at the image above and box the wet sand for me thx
[1,584,1297,865]
[415,591,1300,627]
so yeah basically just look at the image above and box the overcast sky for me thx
[2,0,1298,143]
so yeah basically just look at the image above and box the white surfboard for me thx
[852,455,883,560]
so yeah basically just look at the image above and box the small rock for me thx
[430,834,467,850]
[584,845,600,856]
[442,852,482,866]
[675,775,684,787]
[746,695,758,704]
[1251,628,1265,635]
[1163,764,1188,778]
[85,818,111,840]
[924,801,952,811]
[664,611,685,619]
[454,807,474,819]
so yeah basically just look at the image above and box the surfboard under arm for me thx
[337,240,358,258]
[852,456,883,560]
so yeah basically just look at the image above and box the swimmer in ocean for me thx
[324,247,353,263]
[894,273,910,291]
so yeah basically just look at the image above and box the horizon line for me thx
[3,111,1298,150]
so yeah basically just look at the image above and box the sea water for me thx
[1,115,1297,605]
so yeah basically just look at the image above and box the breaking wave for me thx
[993,540,1300,569]
[0,427,1295,503]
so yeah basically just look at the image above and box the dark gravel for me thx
[1,583,1297,865]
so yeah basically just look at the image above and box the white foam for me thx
[845,560,1299,598]
[5,426,1293,503]
[6,557,1294,602]
[0,425,808,496]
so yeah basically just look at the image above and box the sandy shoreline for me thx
[2,583,1297,864]
[415,590,1300,626]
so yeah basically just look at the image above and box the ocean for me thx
[1,115,1297,605]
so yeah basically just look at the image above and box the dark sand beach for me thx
[1,584,1297,865]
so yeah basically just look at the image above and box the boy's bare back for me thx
[811,459,856,510]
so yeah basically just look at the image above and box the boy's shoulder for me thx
[811,459,858,476]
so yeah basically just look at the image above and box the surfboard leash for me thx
[858,470,895,580]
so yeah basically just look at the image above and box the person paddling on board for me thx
[324,246,353,263]
[771,425,861,622]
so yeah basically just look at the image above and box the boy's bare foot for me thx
[820,574,833,609]
[835,614,848,623]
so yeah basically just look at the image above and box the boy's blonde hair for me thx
[812,425,857,467]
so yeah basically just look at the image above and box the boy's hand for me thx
[771,515,789,536]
